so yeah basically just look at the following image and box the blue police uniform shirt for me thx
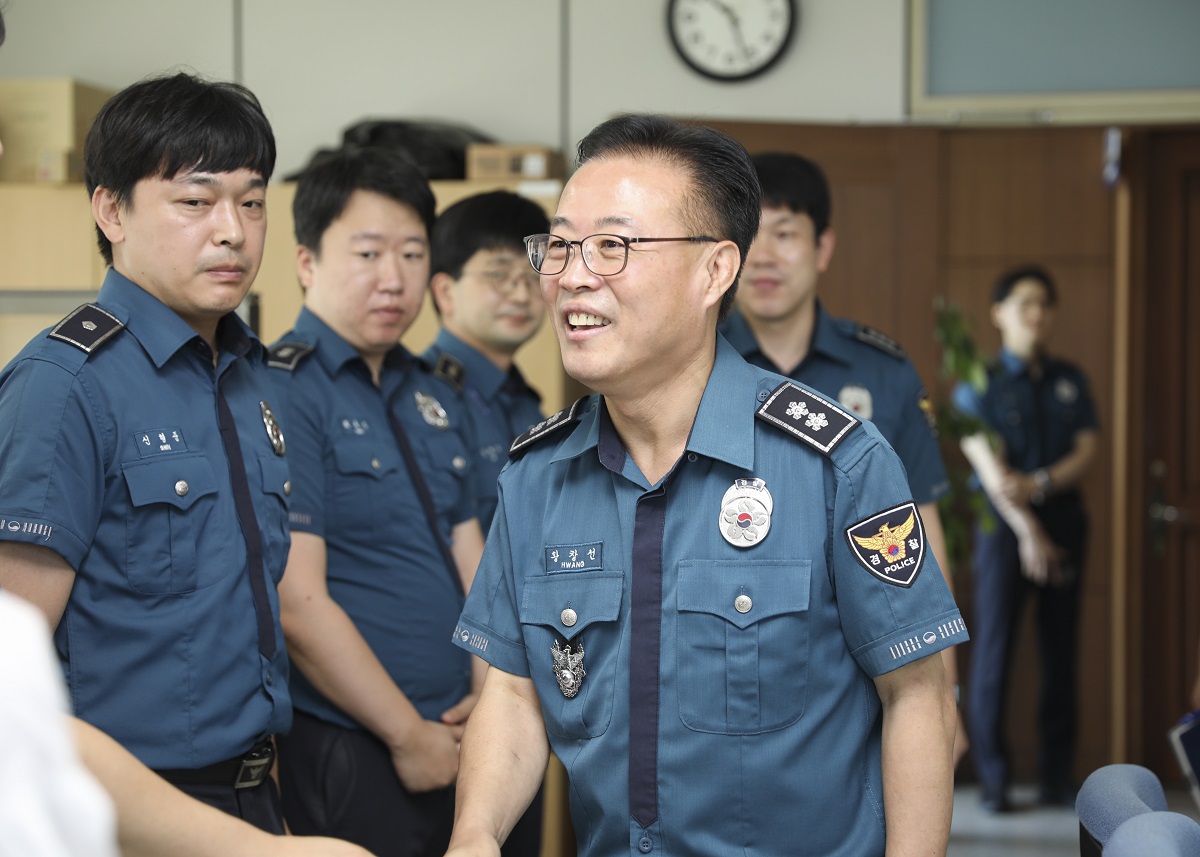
[721,303,949,505]
[268,308,474,728]
[0,269,292,769]
[454,336,968,857]
[423,329,543,531]
[953,348,1098,481]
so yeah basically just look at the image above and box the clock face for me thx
[668,0,797,82]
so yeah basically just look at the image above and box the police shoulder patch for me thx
[509,396,588,458]
[846,501,925,587]
[433,353,466,393]
[855,324,906,360]
[47,304,124,355]
[756,381,860,456]
[267,341,315,371]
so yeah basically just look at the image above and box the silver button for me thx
[452,455,467,470]
[371,457,382,471]
[174,480,189,497]
[734,594,753,614]
[283,480,292,496]
[560,608,578,627]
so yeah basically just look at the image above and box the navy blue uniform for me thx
[454,338,967,857]
[954,348,1098,795]
[721,303,948,505]
[268,307,476,857]
[424,329,543,532]
[0,269,292,824]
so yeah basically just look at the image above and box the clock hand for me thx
[702,0,753,60]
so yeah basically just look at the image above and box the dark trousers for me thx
[173,778,286,834]
[967,501,1087,791]
[279,710,455,857]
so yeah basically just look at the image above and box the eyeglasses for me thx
[462,264,542,296]
[524,232,718,277]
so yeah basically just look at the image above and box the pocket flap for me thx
[258,454,291,500]
[520,571,623,640]
[678,559,810,630]
[332,442,398,479]
[122,455,218,511]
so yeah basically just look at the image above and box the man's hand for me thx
[1017,526,1063,585]
[390,719,464,792]
[997,467,1037,507]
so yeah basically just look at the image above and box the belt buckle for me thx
[234,742,274,790]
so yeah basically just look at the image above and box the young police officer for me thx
[445,115,966,857]
[0,73,291,831]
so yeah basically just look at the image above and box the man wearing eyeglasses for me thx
[425,191,550,533]
[445,115,965,857]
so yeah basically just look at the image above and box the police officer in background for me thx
[267,147,485,857]
[0,72,291,830]
[445,115,965,857]
[719,152,968,767]
[955,265,1098,812]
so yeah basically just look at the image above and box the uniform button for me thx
[452,455,467,470]
[266,672,274,686]
[757,389,769,402]
[283,480,292,496]
[687,452,698,463]
[174,480,189,497]
[638,836,653,853]
[560,608,578,627]
[371,457,382,471]
[734,594,753,614]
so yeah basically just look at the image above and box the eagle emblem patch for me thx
[551,639,586,698]
[846,501,925,587]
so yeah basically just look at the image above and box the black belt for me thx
[157,739,275,790]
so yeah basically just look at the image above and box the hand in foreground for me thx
[390,719,464,792]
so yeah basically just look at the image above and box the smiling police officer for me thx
[444,115,967,857]
[0,73,291,832]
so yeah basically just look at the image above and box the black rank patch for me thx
[756,381,859,456]
[509,396,588,458]
[433,353,466,393]
[855,324,906,360]
[47,304,124,355]
[846,501,925,587]
[267,341,315,371]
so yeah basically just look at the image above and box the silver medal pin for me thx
[551,638,586,698]
[719,477,773,548]
[414,391,450,429]
[260,401,286,456]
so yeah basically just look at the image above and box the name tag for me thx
[134,428,187,456]
[545,542,603,573]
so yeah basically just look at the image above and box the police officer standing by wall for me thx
[719,152,968,766]
[0,72,292,831]
[425,190,550,533]
[267,147,485,857]
[955,265,1098,812]
[445,115,966,857]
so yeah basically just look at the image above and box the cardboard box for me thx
[466,143,563,181]
[0,78,114,182]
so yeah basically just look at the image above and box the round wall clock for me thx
[667,0,798,82]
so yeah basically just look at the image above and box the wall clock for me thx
[667,0,798,82]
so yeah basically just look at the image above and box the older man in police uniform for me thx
[444,115,966,857]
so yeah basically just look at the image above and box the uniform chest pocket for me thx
[676,559,811,735]
[121,455,220,594]
[519,572,624,740]
[330,441,401,540]
[412,433,471,524]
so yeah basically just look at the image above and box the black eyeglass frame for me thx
[523,232,719,277]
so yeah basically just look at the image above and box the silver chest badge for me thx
[551,638,586,698]
[719,477,773,547]
[414,391,450,429]
[260,401,286,456]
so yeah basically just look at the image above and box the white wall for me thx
[0,0,905,179]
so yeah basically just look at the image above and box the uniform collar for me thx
[997,347,1038,378]
[807,301,853,366]
[433,329,508,399]
[98,267,260,368]
[721,301,849,370]
[292,306,412,378]
[552,336,757,472]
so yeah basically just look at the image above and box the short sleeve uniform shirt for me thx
[453,337,967,857]
[0,269,292,769]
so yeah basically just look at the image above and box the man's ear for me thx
[91,187,125,248]
[701,240,742,314]
[816,227,837,274]
[295,244,317,292]
[430,272,457,318]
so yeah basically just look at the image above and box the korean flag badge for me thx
[846,501,925,587]
[719,477,773,548]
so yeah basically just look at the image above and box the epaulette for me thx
[854,324,906,360]
[47,304,124,355]
[509,396,588,458]
[433,353,466,393]
[756,381,860,456]
[267,341,315,371]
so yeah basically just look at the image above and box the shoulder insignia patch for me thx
[855,324,906,360]
[509,396,588,458]
[47,304,124,355]
[845,501,925,587]
[267,341,315,371]
[756,381,860,456]
[434,353,466,393]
